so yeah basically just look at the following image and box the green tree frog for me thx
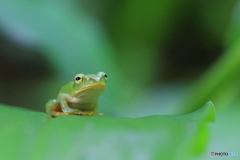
[46,72,107,117]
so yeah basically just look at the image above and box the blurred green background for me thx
[0,0,239,159]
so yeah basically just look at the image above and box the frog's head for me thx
[72,72,107,98]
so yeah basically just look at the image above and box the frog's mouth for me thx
[75,83,106,95]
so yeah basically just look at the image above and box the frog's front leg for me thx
[45,99,79,117]
[59,94,82,114]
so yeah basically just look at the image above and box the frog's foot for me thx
[46,103,103,117]
[77,111,103,116]
[50,110,103,117]
[50,108,83,117]
[51,111,79,117]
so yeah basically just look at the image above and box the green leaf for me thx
[0,105,50,160]
[193,100,240,160]
[0,102,214,160]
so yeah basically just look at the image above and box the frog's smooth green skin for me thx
[46,72,107,117]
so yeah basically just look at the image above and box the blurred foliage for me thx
[0,0,239,159]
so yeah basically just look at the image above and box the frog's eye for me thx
[74,75,83,84]
[104,74,107,79]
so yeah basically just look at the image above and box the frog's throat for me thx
[75,83,106,93]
